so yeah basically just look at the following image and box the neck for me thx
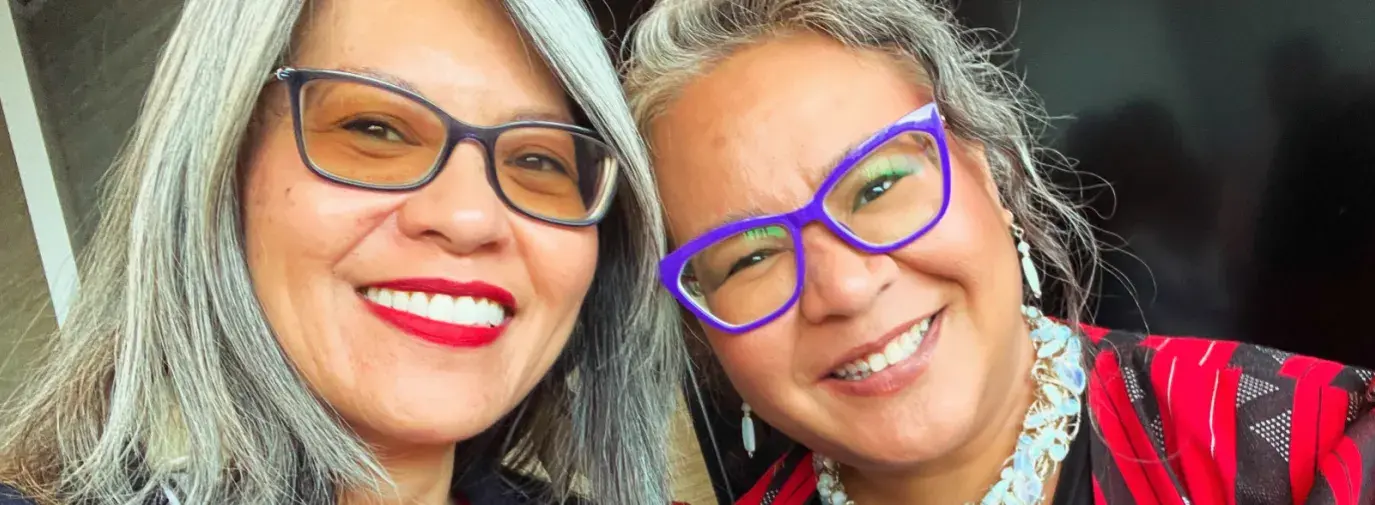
[340,442,457,505]
[842,324,1051,504]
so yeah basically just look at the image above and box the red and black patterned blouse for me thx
[738,327,1375,505]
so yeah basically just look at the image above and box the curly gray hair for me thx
[623,0,1099,326]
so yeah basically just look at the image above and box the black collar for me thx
[1050,399,1094,505]
[456,468,591,505]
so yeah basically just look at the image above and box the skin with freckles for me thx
[650,32,1041,502]
[241,0,596,502]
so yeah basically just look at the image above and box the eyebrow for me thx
[697,138,868,233]
[335,66,576,125]
[507,110,577,124]
[817,139,867,179]
[338,65,425,96]
[706,208,771,232]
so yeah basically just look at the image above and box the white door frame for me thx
[1,0,79,327]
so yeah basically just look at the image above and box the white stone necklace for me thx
[813,306,1086,505]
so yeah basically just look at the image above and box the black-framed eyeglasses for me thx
[269,67,619,227]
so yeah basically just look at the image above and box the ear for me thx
[954,137,1015,228]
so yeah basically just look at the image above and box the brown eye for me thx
[343,119,409,143]
[508,153,571,175]
[727,250,777,277]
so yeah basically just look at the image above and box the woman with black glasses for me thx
[0,0,682,503]
[624,1,1375,504]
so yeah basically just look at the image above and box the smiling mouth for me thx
[360,287,512,327]
[829,309,941,381]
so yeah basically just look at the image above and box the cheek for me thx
[240,143,394,369]
[705,324,795,400]
[517,220,599,315]
[887,161,1026,378]
[243,159,385,283]
[507,221,598,396]
[244,177,326,263]
[891,161,1018,288]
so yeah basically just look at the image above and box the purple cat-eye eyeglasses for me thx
[658,103,954,334]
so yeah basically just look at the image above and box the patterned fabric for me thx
[736,327,1375,505]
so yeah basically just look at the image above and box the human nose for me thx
[394,142,512,255]
[795,225,897,324]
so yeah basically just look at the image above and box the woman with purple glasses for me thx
[625,1,1375,504]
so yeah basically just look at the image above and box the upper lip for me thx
[365,278,518,312]
[823,308,941,377]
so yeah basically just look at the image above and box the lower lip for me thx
[363,299,507,348]
[824,311,944,397]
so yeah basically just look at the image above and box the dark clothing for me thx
[0,484,33,505]
[1050,401,1092,505]
[0,467,586,504]
[461,469,592,505]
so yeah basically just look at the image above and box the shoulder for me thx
[1082,324,1373,396]
[1080,324,1375,503]
[736,446,817,505]
[0,484,37,505]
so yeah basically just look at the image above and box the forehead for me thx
[650,32,931,243]
[292,0,570,124]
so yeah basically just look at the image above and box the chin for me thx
[357,403,507,449]
[810,374,985,468]
[841,406,981,468]
[351,381,519,443]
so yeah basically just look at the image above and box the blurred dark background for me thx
[588,0,1375,502]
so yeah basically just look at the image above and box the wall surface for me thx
[17,0,182,249]
[0,108,56,402]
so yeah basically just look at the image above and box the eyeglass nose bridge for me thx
[427,120,505,185]
[784,196,890,255]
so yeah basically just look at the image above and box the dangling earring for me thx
[741,403,757,458]
[1013,223,1042,299]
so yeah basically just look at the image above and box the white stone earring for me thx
[741,403,756,458]
[1013,224,1042,299]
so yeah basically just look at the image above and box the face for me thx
[650,32,1031,470]
[242,0,598,449]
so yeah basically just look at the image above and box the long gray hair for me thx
[0,0,683,504]
[623,0,1099,326]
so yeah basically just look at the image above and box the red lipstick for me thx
[362,278,517,348]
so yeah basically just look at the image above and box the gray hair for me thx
[623,0,1100,326]
[0,0,683,504]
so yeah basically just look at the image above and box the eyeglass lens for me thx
[296,78,617,224]
[676,131,946,326]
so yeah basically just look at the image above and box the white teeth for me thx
[883,341,904,364]
[429,294,455,322]
[867,354,889,373]
[391,291,411,310]
[406,292,429,315]
[455,296,478,322]
[373,288,393,307]
[480,300,504,323]
[831,314,936,381]
[364,288,508,327]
